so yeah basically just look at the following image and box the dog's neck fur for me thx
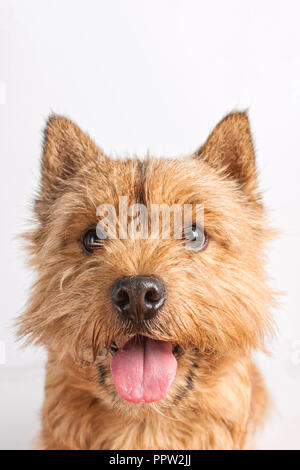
[39,353,266,450]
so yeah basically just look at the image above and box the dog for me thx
[17,111,274,449]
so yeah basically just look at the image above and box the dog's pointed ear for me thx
[194,112,258,198]
[40,114,105,197]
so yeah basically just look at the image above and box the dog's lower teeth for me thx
[172,345,183,359]
[110,346,118,355]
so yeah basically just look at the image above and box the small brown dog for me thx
[17,112,274,450]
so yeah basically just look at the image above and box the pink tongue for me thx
[110,337,177,403]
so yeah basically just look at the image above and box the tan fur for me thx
[17,112,275,449]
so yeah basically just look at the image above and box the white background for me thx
[1,0,300,449]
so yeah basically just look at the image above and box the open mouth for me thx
[109,334,183,404]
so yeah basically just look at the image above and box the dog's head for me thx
[18,112,274,411]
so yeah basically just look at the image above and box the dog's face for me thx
[18,113,273,412]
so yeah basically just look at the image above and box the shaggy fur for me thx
[17,112,275,450]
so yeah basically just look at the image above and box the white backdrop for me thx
[0,0,300,449]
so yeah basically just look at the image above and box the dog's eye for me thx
[81,227,105,254]
[184,225,208,252]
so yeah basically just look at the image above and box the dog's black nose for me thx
[111,276,166,323]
